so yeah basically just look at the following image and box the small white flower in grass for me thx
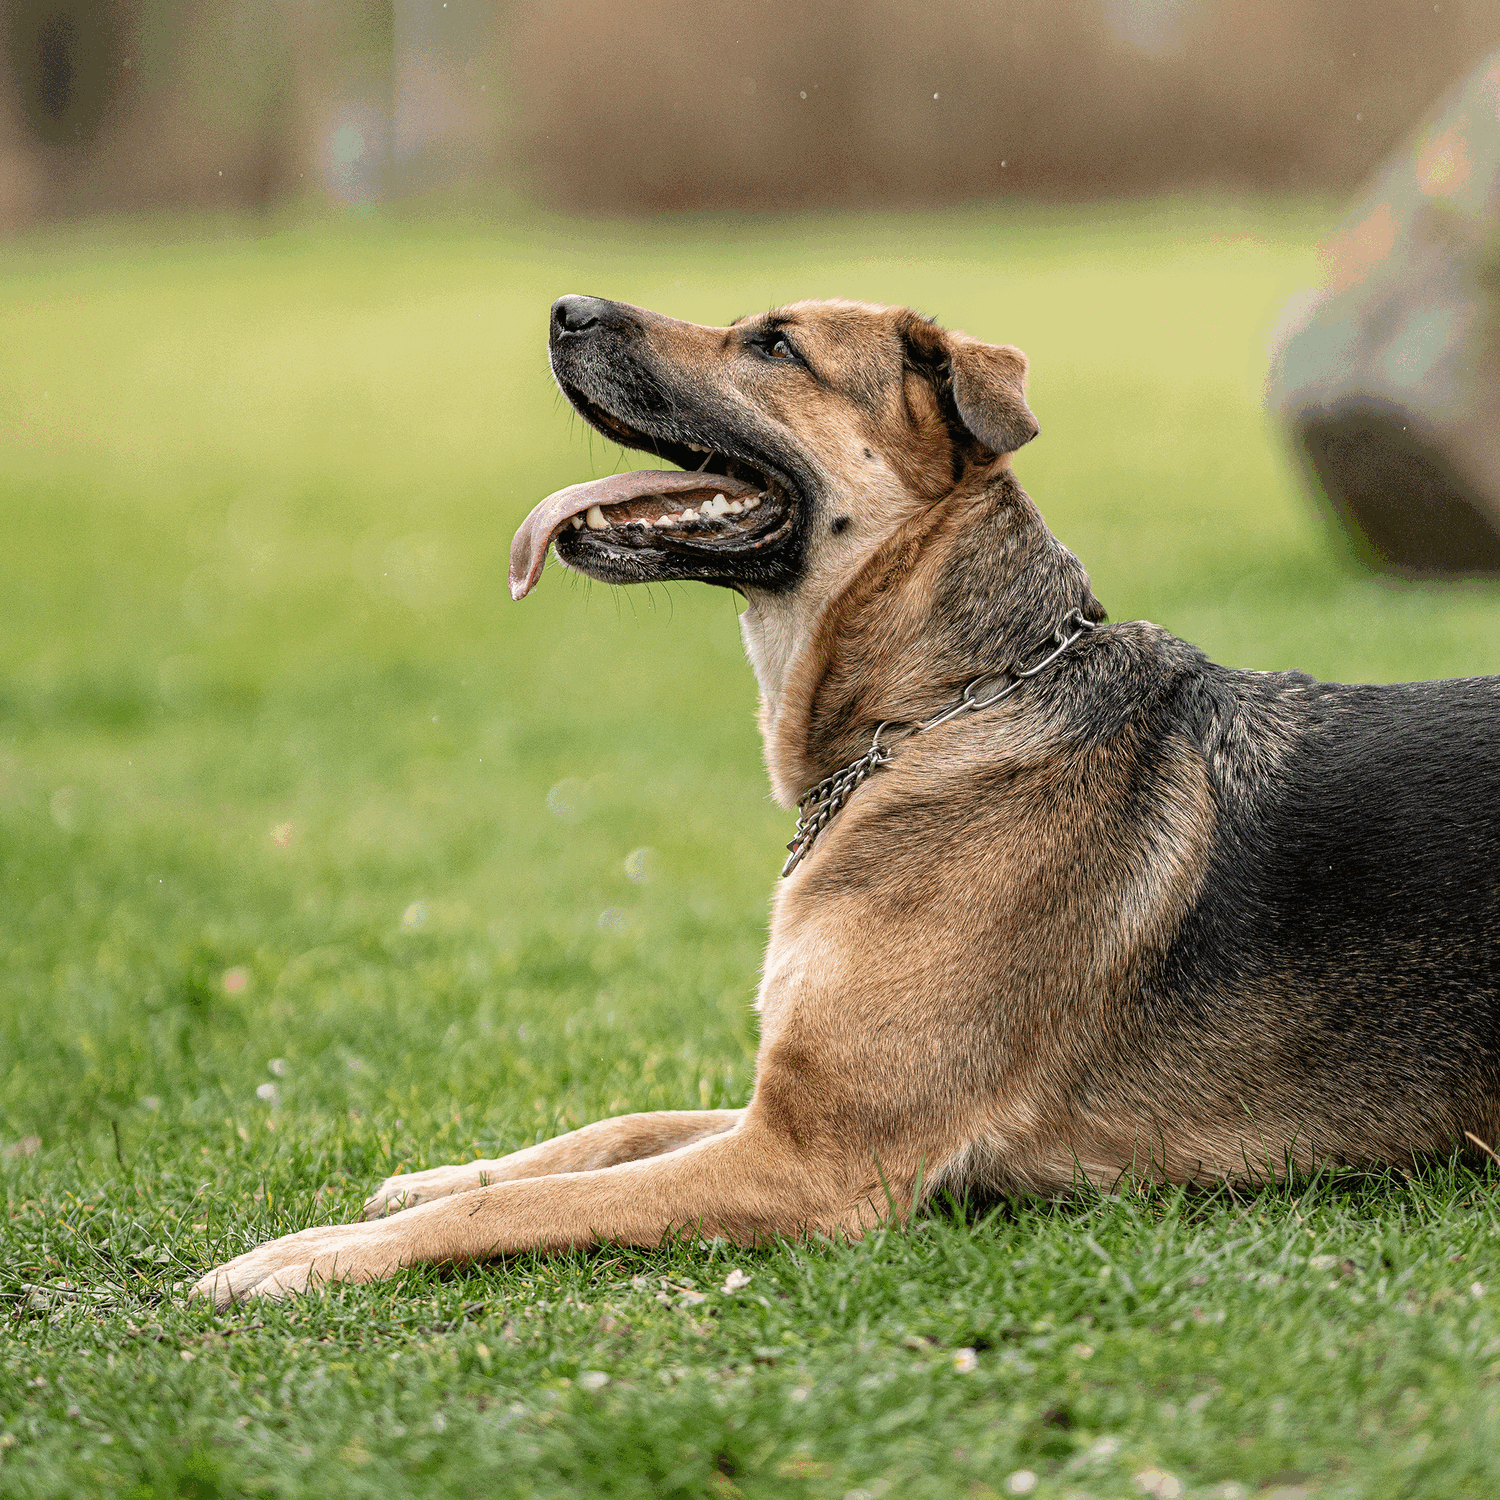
[722,1268,752,1293]
[952,1347,978,1373]
[431,1411,447,1433]
[268,1058,288,1077]
[578,1370,609,1391]
[401,900,428,931]
[255,1083,279,1105]
[546,778,590,822]
[1207,1485,1249,1500]
[1472,1281,1486,1298]
[789,1385,811,1403]
[1070,1342,1094,1359]
[1086,1436,1123,1461]
[1005,1471,1038,1495]
[1135,1469,1183,1498]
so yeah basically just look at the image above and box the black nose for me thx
[551,295,612,336]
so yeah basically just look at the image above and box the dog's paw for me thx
[189,1220,404,1311]
[363,1162,493,1220]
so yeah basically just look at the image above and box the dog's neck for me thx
[741,470,1103,809]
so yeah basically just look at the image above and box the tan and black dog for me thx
[194,295,1500,1307]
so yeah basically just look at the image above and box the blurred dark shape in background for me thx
[4,0,1500,230]
[1270,49,1500,577]
[0,0,500,227]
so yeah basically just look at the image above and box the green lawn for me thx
[4,197,1500,1500]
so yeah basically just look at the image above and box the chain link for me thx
[781,609,1096,877]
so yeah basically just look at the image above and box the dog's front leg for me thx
[190,1111,891,1310]
[362,1109,744,1218]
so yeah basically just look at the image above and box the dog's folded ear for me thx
[903,316,1040,456]
[945,334,1040,455]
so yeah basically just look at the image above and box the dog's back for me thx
[1072,652,1500,1175]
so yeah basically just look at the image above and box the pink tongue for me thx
[509,469,761,599]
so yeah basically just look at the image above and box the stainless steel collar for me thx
[781,609,1097,877]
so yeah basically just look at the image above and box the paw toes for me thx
[191,1265,260,1311]
[188,1274,231,1310]
[360,1188,408,1212]
[190,1222,399,1310]
[249,1264,310,1301]
[364,1179,421,1219]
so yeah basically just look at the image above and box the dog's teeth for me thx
[707,494,730,516]
[586,505,608,530]
[655,514,676,526]
[680,508,698,520]
[744,494,762,510]
[727,500,743,514]
[570,515,584,529]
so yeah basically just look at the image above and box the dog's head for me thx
[510,296,1039,603]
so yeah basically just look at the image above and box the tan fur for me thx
[189,301,1310,1309]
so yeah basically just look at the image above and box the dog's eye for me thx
[768,337,794,360]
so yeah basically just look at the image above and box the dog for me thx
[194,294,1500,1308]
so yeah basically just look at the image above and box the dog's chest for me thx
[752,893,850,1041]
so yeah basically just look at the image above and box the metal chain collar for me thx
[781,609,1097,877]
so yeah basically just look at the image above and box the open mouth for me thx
[509,392,797,598]
[567,473,768,533]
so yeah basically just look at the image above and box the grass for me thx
[3,195,1500,1498]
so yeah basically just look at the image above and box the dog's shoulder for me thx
[1038,619,1314,800]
